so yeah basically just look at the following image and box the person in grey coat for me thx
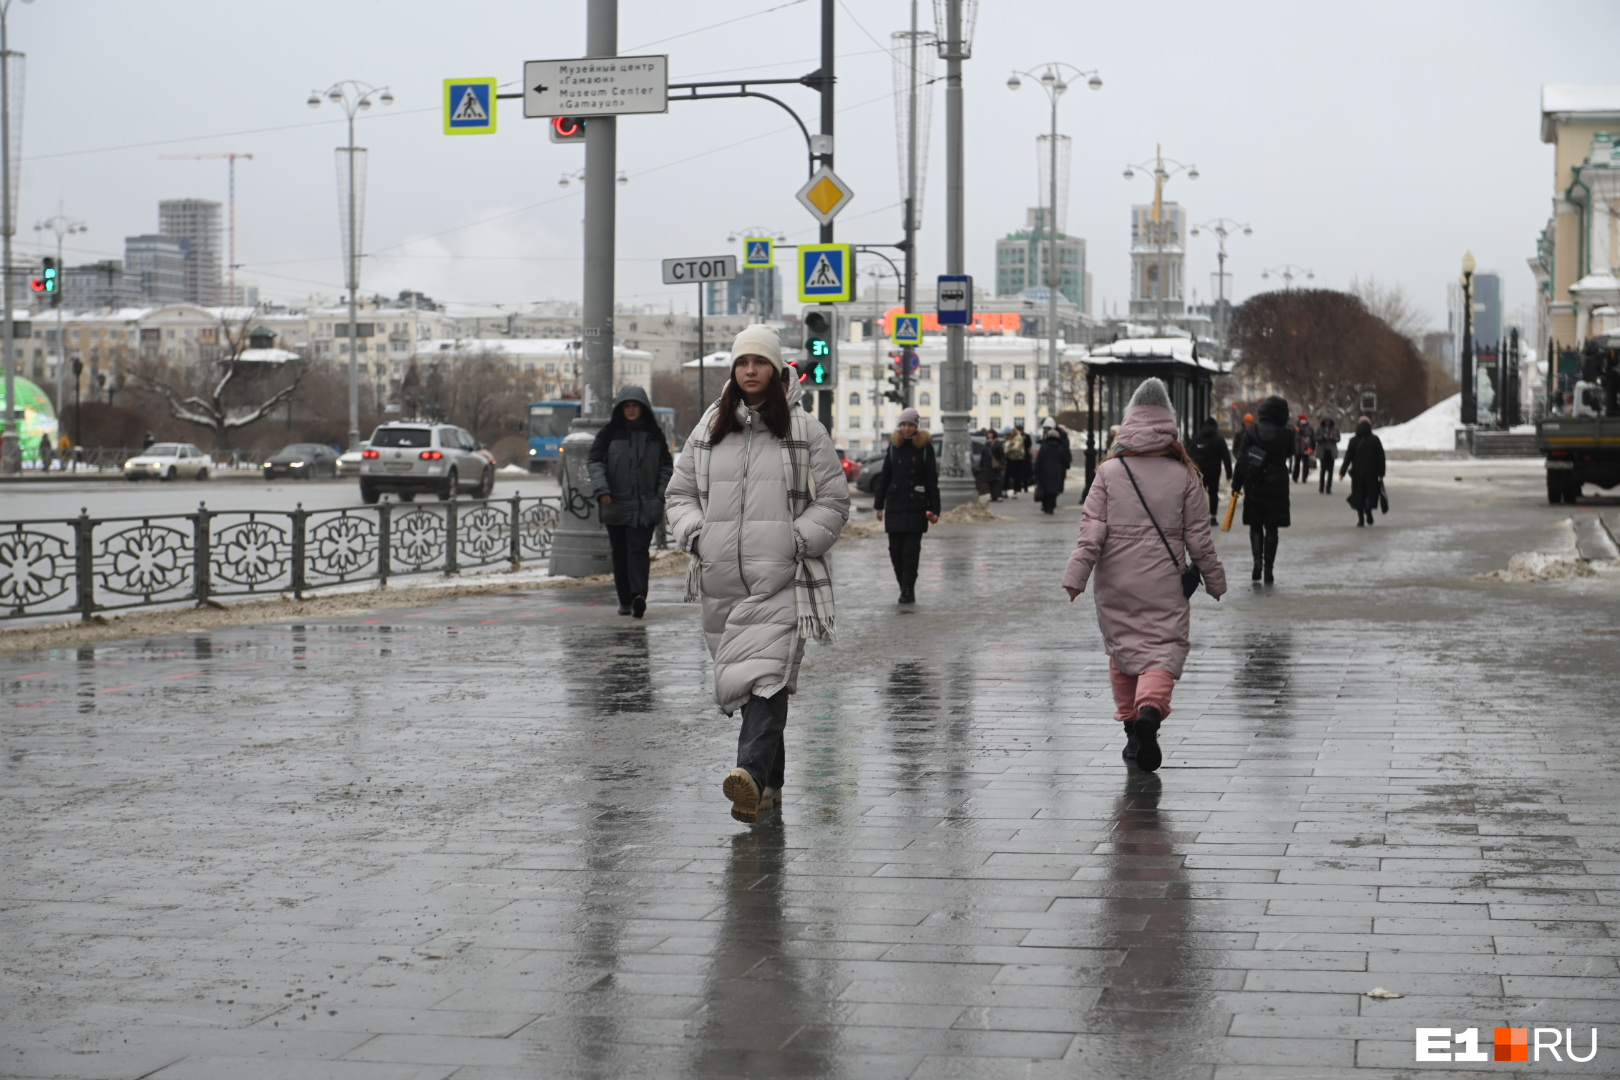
[587,385,673,618]
[664,325,850,822]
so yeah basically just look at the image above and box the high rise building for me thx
[124,235,188,303]
[158,198,223,305]
[994,207,1086,311]
[61,261,143,309]
[1473,271,1503,347]
[707,268,781,320]
[1128,200,1187,323]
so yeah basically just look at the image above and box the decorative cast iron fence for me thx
[0,495,561,622]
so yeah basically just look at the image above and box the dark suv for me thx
[358,422,495,503]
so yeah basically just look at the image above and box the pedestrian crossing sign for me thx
[797,243,854,302]
[443,78,498,135]
[743,237,775,269]
[891,313,922,346]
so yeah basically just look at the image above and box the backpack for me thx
[1004,435,1026,461]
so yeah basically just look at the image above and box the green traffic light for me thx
[812,362,828,384]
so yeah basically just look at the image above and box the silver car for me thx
[358,422,494,503]
[123,443,211,481]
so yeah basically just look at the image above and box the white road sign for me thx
[524,55,669,118]
[662,255,739,286]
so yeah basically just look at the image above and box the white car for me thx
[335,441,368,478]
[124,443,212,481]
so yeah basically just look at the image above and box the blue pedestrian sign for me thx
[937,274,972,325]
[743,237,775,269]
[797,243,854,303]
[891,314,922,346]
[443,78,498,135]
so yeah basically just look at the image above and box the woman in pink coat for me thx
[1063,379,1227,771]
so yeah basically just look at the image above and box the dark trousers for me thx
[1039,492,1058,514]
[1202,471,1221,518]
[1249,524,1279,572]
[1292,454,1312,482]
[605,523,654,606]
[737,689,789,790]
[1318,457,1334,492]
[887,530,923,593]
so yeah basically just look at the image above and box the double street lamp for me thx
[307,79,393,451]
[1008,61,1101,418]
[1123,146,1198,333]
[1260,263,1314,290]
[1189,217,1250,347]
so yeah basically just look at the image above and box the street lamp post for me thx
[0,0,35,474]
[1460,250,1476,427]
[1123,146,1198,335]
[1260,263,1314,290]
[34,209,85,417]
[1008,61,1101,420]
[307,79,393,451]
[1189,217,1250,352]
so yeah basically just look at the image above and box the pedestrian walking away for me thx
[1291,413,1316,484]
[1033,417,1072,514]
[1340,415,1387,527]
[587,385,674,618]
[1063,378,1227,772]
[1315,416,1340,493]
[1190,416,1232,524]
[664,324,850,823]
[1001,425,1027,496]
[1233,395,1294,584]
[37,433,54,472]
[872,407,940,604]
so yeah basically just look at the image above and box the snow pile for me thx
[1374,394,1460,452]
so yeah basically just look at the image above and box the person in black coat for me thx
[1315,417,1340,493]
[587,385,674,617]
[1339,416,1386,527]
[1232,395,1293,583]
[1190,416,1233,524]
[1033,420,1072,514]
[872,408,940,604]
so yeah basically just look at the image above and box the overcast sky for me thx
[17,0,1619,329]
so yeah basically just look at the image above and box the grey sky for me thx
[18,0,1620,329]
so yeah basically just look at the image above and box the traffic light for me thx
[549,116,587,143]
[884,354,905,403]
[38,257,60,305]
[801,305,837,387]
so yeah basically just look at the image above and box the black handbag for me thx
[1379,480,1390,515]
[1118,458,1203,599]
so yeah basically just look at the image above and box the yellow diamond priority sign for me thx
[795,165,854,226]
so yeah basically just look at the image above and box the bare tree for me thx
[1348,275,1427,344]
[1230,289,1429,423]
[128,312,306,449]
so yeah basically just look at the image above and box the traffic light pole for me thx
[549,0,619,579]
[0,6,17,474]
[937,0,975,508]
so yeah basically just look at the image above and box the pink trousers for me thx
[1108,662,1175,723]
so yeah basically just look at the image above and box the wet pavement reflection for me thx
[4,484,1620,1078]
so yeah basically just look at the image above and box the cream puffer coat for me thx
[665,403,849,713]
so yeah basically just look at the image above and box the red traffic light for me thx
[29,277,45,293]
[550,116,586,142]
[785,360,809,384]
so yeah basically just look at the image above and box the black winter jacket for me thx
[1234,396,1293,528]
[587,386,674,529]
[1191,419,1233,481]
[1341,420,1386,511]
[873,430,941,533]
[1034,431,1072,495]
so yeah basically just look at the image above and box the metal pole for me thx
[1046,88,1059,420]
[0,5,17,474]
[1461,270,1475,427]
[937,0,974,508]
[550,0,618,577]
[900,0,918,409]
[696,282,704,411]
[345,111,361,451]
[819,0,834,245]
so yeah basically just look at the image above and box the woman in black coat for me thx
[587,385,674,617]
[1233,395,1293,583]
[1339,416,1386,527]
[873,408,940,604]
[1033,421,1072,515]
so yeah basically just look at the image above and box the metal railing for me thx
[0,495,561,622]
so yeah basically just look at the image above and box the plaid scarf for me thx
[681,401,837,643]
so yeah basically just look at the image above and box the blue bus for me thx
[527,400,679,473]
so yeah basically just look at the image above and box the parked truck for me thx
[1538,334,1620,504]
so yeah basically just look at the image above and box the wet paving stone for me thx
[4,468,1620,1077]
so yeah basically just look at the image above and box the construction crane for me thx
[158,152,253,305]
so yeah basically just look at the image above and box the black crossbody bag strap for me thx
[1118,457,1184,575]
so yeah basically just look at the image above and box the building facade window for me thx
[990,392,1002,406]
[989,365,1002,380]
[919,391,931,406]
[1013,365,1026,379]
[848,391,861,406]
[1014,392,1026,406]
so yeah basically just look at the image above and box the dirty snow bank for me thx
[1374,394,1459,452]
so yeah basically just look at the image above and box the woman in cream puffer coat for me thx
[665,325,849,822]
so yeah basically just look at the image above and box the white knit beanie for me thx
[1125,377,1175,419]
[728,325,783,373]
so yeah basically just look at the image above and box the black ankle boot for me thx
[1250,532,1264,582]
[1134,707,1163,772]
[1263,532,1278,584]
[1121,721,1139,760]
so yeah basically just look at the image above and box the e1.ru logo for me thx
[1416,1027,1597,1063]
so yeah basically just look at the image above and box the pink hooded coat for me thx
[1063,405,1228,678]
